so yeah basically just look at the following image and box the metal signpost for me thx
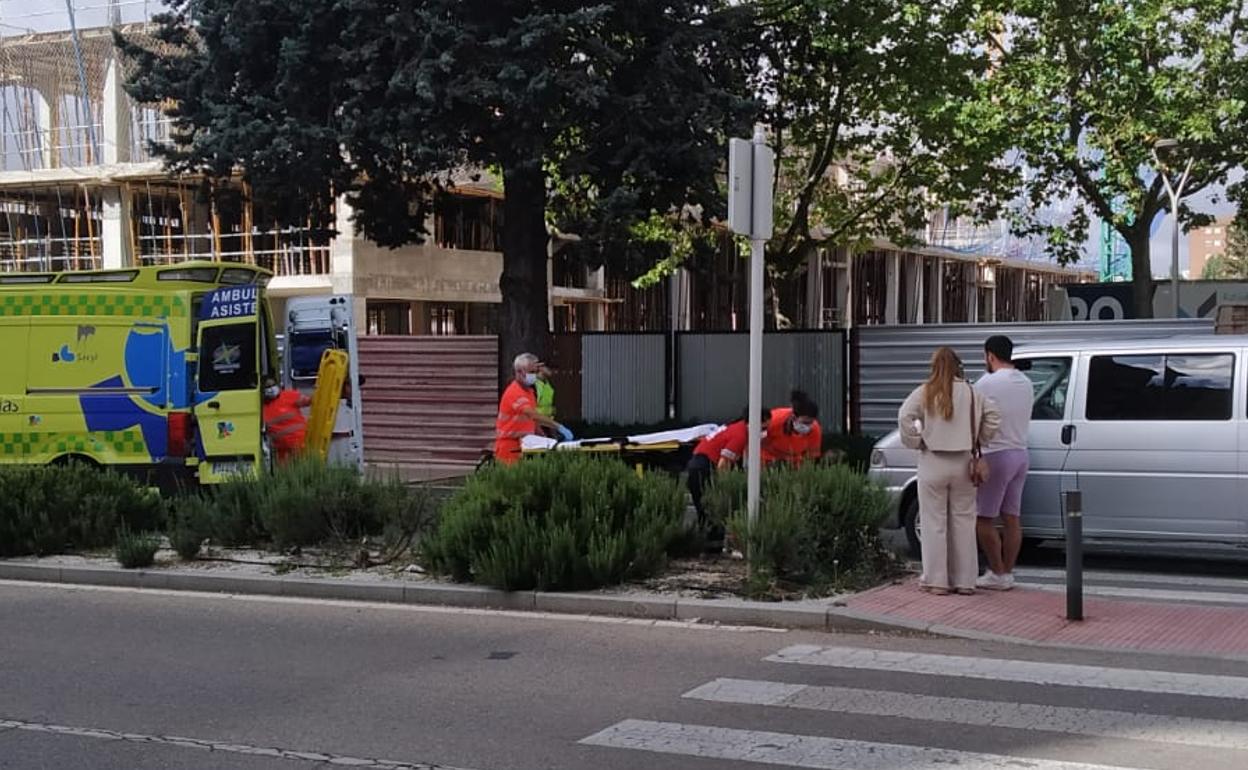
[1064,489,1084,621]
[728,125,775,532]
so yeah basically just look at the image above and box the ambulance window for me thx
[199,323,258,392]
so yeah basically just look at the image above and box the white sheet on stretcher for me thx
[521,424,720,452]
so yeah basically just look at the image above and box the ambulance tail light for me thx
[167,413,193,458]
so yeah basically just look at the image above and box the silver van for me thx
[869,335,1248,555]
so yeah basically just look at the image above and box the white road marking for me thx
[1013,567,1248,591]
[1022,582,1248,606]
[0,717,475,769]
[580,719,1151,770]
[0,579,784,633]
[767,645,1248,699]
[684,678,1248,750]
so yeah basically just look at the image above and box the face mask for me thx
[264,386,280,400]
[523,373,537,386]
[792,420,812,435]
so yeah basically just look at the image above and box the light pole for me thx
[1152,138,1193,318]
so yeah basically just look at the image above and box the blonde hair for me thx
[923,347,962,421]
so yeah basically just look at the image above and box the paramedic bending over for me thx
[686,407,772,525]
[762,390,822,467]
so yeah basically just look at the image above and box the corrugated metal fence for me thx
[581,334,668,425]
[558,331,846,434]
[852,319,1215,436]
[678,332,844,432]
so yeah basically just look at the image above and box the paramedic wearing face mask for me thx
[761,390,823,467]
[494,353,573,465]
[262,379,312,463]
[686,407,772,548]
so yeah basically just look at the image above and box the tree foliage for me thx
[971,0,1248,316]
[121,1,754,377]
[757,0,1002,280]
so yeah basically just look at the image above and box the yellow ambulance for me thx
[0,261,279,487]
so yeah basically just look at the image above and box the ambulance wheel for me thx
[51,454,99,468]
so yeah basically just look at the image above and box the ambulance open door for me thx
[195,284,264,482]
[283,295,364,472]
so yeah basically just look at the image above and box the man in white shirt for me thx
[975,335,1034,590]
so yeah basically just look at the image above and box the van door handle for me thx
[1061,424,1076,445]
[207,401,221,410]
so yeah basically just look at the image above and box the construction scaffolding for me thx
[0,4,330,276]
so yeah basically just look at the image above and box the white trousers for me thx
[917,450,978,590]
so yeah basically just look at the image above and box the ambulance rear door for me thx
[284,295,363,471]
[195,284,263,482]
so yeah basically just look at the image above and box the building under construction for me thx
[1,7,1089,336]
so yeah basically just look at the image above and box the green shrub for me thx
[193,459,433,553]
[0,464,165,558]
[168,495,215,560]
[421,453,686,591]
[114,524,161,569]
[724,464,895,592]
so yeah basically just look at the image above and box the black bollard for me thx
[1064,490,1083,621]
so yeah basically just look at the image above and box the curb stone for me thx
[0,560,909,633]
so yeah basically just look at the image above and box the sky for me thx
[4,0,1241,278]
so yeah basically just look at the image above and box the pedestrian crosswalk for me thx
[1012,566,1248,607]
[579,643,1248,769]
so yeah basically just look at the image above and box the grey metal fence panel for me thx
[678,332,844,433]
[581,334,667,425]
[854,319,1215,437]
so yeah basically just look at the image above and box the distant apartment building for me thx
[1188,216,1235,279]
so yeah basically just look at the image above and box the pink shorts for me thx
[977,449,1029,518]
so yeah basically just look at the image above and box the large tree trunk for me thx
[1126,229,1155,319]
[498,163,550,388]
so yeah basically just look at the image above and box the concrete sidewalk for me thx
[841,575,1248,658]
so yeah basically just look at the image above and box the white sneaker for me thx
[1001,572,1017,590]
[976,571,1011,591]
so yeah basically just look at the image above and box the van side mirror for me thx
[1015,359,1033,372]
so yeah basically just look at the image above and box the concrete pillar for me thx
[670,268,692,331]
[586,265,607,331]
[805,249,824,328]
[933,259,944,324]
[32,87,57,170]
[885,251,900,325]
[99,185,133,268]
[102,57,132,166]
[185,199,212,256]
[967,263,979,323]
[914,257,926,324]
[330,195,356,296]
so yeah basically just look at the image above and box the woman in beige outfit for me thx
[898,347,1000,595]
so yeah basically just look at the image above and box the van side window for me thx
[1087,353,1234,421]
[1021,357,1071,420]
[199,323,258,392]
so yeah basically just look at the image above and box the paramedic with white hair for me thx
[494,352,572,464]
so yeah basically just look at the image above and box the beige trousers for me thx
[917,450,978,590]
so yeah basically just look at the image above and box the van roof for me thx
[0,262,272,290]
[1015,334,1247,355]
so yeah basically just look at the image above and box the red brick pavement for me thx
[844,577,1248,657]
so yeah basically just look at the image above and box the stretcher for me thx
[304,348,349,461]
[521,424,720,475]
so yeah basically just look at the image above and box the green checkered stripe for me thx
[0,293,186,318]
[0,431,148,459]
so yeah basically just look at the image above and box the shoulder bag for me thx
[968,384,990,487]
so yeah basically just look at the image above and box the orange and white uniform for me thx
[494,381,538,465]
[761,407,822,467]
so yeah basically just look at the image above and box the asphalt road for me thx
[4,581,1248,770]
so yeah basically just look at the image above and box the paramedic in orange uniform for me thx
[262,378,312,463]
[762,390,822,467]
[687,407,772,546]
[494,353,571,465]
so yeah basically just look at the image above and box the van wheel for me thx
[902,496,921,558]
